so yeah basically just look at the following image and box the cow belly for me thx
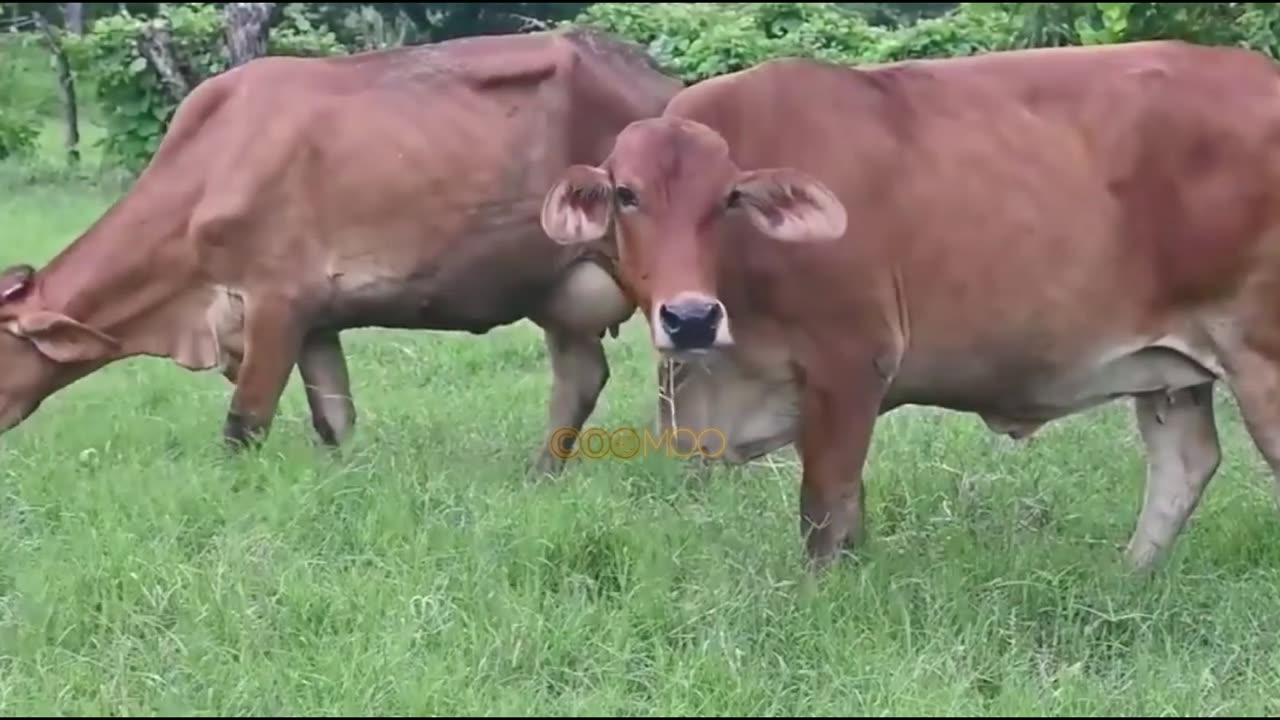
[908,337,1223,437]
[659,333,1222,457]
[322,242,592,334]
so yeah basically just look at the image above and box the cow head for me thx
[540,117,846,356]
[0,263,123,433]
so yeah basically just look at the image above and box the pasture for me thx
[4,167,1280,715]
[5,25,1280,717]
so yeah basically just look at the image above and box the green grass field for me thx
[4,38,1280,712]
[4,172,1280,716]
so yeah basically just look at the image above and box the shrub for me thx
[0,110,38,161]
[574,2,888,82]
[64,3,346,173]
[573,2,1023,83]
[575,2,1280,85]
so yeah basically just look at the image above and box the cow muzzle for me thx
[653,292,732,353]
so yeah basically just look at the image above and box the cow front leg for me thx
[223,295,304,449]
[1126,383,1222,571]
[531,327,610,477]
[297,329,356,447]
[527,260,631,478]
[797,378,884,570]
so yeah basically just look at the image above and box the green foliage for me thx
[994,2,1280,52]
[575,1,1280,86]
[0,32,45,163]
[10,0,1280,176]
[840,2,962,27]
[0,34,61,118]
[0,108,38,161]
[63,5,219,172]
[574,2,1014,81]
[872,3,1018,61]
[575,3,889,82]
[414,2,591,40]
[268,3,349,57]
[63,3,345,173]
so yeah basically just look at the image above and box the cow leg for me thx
[1219,341,1280,505]
[528,260,632,478]
[797,380,883,570]
[1126,383,1221,570]
[531,327,609,476]
[223,296,304,449]
[296,329,356,447]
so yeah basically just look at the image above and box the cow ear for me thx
[541,165,614,244]
[0,264,34,303]
[14,310,121,364]
[732,168,847,243]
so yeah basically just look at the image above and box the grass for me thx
[4,54,1280,709]
[4,173,1280,716]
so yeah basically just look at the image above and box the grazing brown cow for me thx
[540,39,1280,570]
[0,28,681,475]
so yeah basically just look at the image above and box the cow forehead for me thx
[611,118,735,186]
[611,118,742,202]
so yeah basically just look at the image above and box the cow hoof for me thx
[527,451,567,481]
[222,412,269,451]
[1123,539,1168,577]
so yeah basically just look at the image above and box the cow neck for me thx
[35,176,210,355]
[713,228,779,328]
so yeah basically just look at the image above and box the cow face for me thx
[541,118,846,356]
[0,264,121,432]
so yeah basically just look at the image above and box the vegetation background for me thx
[4,2,1280,714]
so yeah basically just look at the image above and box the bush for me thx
[872,4,1019,61]
[574,2,887,82]
[0,34,64,120]
[0,110,38,161]
[573,2,1021,83]
[575,2,1280,85]
[64,3,346,173]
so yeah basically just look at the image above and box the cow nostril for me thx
[659,304,681,333]
[700,302,722,326]
[658,299,722,348]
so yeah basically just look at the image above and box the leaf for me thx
[128,56,148,74]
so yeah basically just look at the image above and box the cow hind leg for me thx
[528,260,633,478]
[296,330,356,447]
[1126,383,1221,571]
[223,294,305,449]
[1218,341,1280,506]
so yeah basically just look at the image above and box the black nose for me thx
[659,299,722,349]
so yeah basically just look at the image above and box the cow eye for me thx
[616,186,638,209]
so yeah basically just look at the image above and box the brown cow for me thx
[0,28,681,475]
[540,39,1280,570]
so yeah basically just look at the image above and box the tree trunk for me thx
[223,3,275,68]
[35,14,79,166]
[63,2,84,35]
[138,22,193,102]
